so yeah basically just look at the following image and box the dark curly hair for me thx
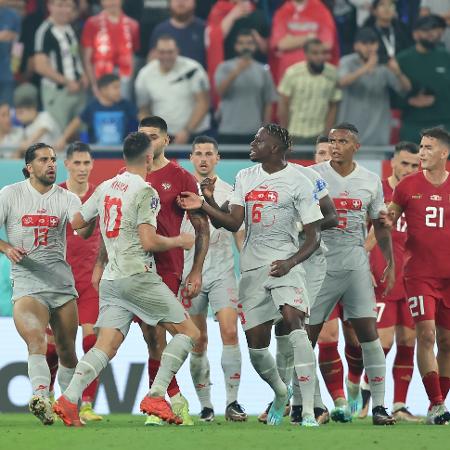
[263,123,293,152]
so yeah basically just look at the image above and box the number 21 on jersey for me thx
[425,206,444,228]
[104,196,123,238]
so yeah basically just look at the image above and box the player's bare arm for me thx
[92,237,107,292]
[371,218,395,296]
[271,220,321,277]
[233,229,245,252]
[138,224,193,252]
[70,212,97,239]
[185,209,210,298]
[178,191,245,233]
[0,239,27,264]
[318,195,339,231]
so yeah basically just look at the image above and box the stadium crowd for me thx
[1,0,450,156]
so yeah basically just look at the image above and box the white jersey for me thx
[312,161,385,270]
[80,171,161,281]
[229,163,323,272]
[181,177,239,282]
[0,180,81,295]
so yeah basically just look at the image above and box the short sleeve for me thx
[136,187,159,228]
[309,171,329,200]
[191,65,210,94]
[294,177,324,225]
[0,186,10,227]
[214,62,230,94]
[229,172,245,207]
[80,186,100,222]
[67,192,82,222]
[278,69,294,97]
[392,178,408,210]
[135,68,152,108]
[337,55,352,79]
[34,27,52,54]
[368,177,386,219]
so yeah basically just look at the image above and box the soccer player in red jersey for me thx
[388,127,450,425]
[46,143,103,422]
[95,116,210,425]
[360,142,420,422]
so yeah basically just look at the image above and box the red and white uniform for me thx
[370,179,414,329]
[393,171,450,329]
[60,182,100,324]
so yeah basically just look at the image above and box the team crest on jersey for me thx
[430,194,442,201]
[161,182,171,190]
[150,196,159,210]
[411,193,422,200]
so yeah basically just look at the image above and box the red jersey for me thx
[60,182,100,283]
[270,0,338,83]
[392,171,450,279]
[146,161,198,279]
[370,179,407,300]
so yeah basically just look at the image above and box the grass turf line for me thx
[0,414,446,450]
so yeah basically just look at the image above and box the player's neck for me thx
[261,160,287,174]
[66,178,89,197]
[387,175,398,189]
[194,171,215,182]
[330,160,356,177]
[151,154,170,172]
[423,168,449,186]
[126,165,147,180]
[29,178,53,194]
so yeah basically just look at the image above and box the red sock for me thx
[345,344,363,385]
[439,376,450,401]
[148,358,181,397]
[319,342,345,400]
[392,345,414,404]
[422,371,443,406]
[45,343,58,393]
[81,334,99,403]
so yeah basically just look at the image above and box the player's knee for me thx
[26,335,47,355]
[221,325,238,345]
[416,327,436,348]
[194,330,208,352]
[437,333,450,353]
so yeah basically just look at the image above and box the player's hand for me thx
[269,259,293,277]
[378,210,394,229]
[5,246,27,264]
[178,232,195,250]
[184,270,202,298]
[91,263,104,292]
[381,262,395,297]
[200,177,217,199]
[177,192,203,210]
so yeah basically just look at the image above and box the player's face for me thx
[391,150,420,181]
[190,143,219,177]
[157,40,179,71]
[315,142,331,163]
[138,126,169,159]
[65,151,93,184]
[28,148,57,186]
[419,136,449,170]
[250,128,273,162]
[329,129,359,163]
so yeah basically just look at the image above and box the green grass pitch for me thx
[0,414,447,450]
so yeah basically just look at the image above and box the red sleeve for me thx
[392,178,409,210]
[81,17,96,48]
[270,7,288,50]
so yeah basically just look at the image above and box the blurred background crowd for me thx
[0,0,449,158]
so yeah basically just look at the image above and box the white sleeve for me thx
[228,172,245,207]
[304,167,329,200]
[79,187,100,222]
[368,177,386,220]
[191,65,210,94]
[294,178,324,225]
[66,192,82,222]
[0,186,10,227]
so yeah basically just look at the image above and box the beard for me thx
[171,10,194,23]
[36,173,55,186]
[419,39,436,50]
[308,62,325,74]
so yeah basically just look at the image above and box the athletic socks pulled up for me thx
[221,344,242,406]
[190,351,213,409]
[393,345,414,405]
[148,358,181,398]
[345,343,364,385]
[45,343,58,393]
[361,339,386,408]
[81,334,100,403]
[423,371,443,406]
[28,354,51,398]
[275,335,294,385]
[318,341,345,401]
[58,365,75,394]
[249,347,286,397]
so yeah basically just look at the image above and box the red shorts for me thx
[375,298,414,329]
[76,281,99,325]
[133,272,181,325]
[328,303,343,321]
[404,278,450,329]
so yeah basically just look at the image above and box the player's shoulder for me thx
[167,161,197,186]
[53,184,80,202]
[236,164,260,179]
[0,180,27,198]
[355,163,381,183]
[290,162,320,179]
[215,177,233,191]
[177,55,204,71]
[310,161,331,176]
[396,171,423,191]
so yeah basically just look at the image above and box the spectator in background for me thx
[81,0,140,100]
[13,83,60,156]
[0,102,23,156]
[365,0,412,63]
[56,73,137,149]
[420,0,450,51]
[206,1,269,102]
[34,0,86,131]
[150,0,205,67]
[315,134,331,162]
[337,27,411,145]
[135,35,210,144]
[215,28,277,144]
[328,0,358,57]
[397,15,450,142]
[278,38,341,145]
[0,1,20,105]
[350,0,373,26]
[195,0,215,20]
[270,0,339,84]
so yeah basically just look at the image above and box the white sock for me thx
[361,339,386,408]
[58,365,75,394]
[28,354,50,398]
[190,351,213,409]
[275,335,294,385]
[221,344,242,406]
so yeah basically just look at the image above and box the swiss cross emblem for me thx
[268,192,277,201]
[50,218,58,226]
[352,199,361,208]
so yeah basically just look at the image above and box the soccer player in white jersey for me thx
[179,135,246,422]
[308,123,396,425]
[0,143,91,426]
[53,132,199,426]
[179,124,324,426]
